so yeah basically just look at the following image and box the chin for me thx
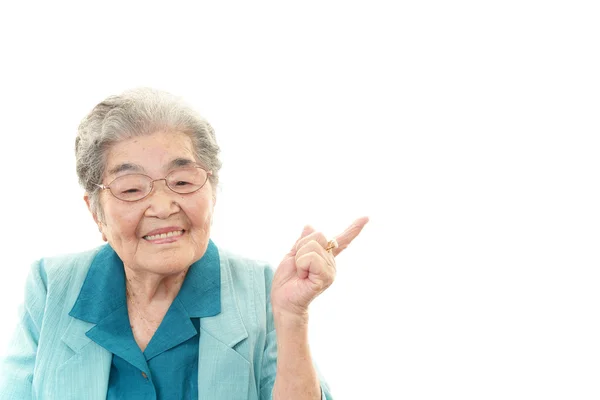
[139,252,193,274]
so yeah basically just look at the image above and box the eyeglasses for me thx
[95,167,212,202]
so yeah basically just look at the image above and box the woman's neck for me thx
[123,265,189,306]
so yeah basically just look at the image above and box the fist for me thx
[271,216,369,317]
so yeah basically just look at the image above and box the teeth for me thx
[144,230,184,240]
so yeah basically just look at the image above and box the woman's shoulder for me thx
[218,247,272,270]
[37,246,104,277]
[18,246,105,317]
[24,246,105,296]
[217,247,275,285]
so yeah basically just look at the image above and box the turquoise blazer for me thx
[0,245,332,399]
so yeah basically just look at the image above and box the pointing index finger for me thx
[332,216,369,257]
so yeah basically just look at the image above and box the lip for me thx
[144,232,185,244]
[143,226,185,237]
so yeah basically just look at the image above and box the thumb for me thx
[287,225,316,254]
[299,225,315,240]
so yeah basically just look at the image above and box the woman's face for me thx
[86,131,215,276]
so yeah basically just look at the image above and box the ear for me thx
[209,197,216,226]
[84,193,107,242]
[83,193,100,225]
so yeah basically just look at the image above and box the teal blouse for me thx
[69,240,221,399]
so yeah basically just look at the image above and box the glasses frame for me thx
[94,166,213,202]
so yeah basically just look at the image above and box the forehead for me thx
[105,131,197,176]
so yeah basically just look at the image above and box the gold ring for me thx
[325,239,338,252]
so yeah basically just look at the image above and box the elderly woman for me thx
[0,88,368,399]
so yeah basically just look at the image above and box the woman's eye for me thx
[122,188,140,193]
[175,181,191,186]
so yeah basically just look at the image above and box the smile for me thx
[143,230,185,241]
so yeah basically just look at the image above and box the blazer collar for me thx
[198,249,248,348]
[178,240,221,318]
[62,240,246,354]
[57,243,250,399]
[68,240,221,323]
[68,243,125,323]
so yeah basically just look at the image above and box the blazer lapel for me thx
[198,252,252,399]
[55,317,112,400]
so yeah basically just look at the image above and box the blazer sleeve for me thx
[258,265,333,400]
[0,260,47,400]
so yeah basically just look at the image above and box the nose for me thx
[145,180,180,218]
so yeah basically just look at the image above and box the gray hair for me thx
[75,87,222,222]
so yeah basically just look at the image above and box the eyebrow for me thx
[107,158,198,176]
[168,157,197,168]
[107,163,143,176]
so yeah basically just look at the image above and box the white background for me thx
[0,1,599,398]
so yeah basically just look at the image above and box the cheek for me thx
[105,205,144,237]
[188,201,214,228]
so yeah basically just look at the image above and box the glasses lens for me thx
[109,175,152,201]
[166,168,208,194]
